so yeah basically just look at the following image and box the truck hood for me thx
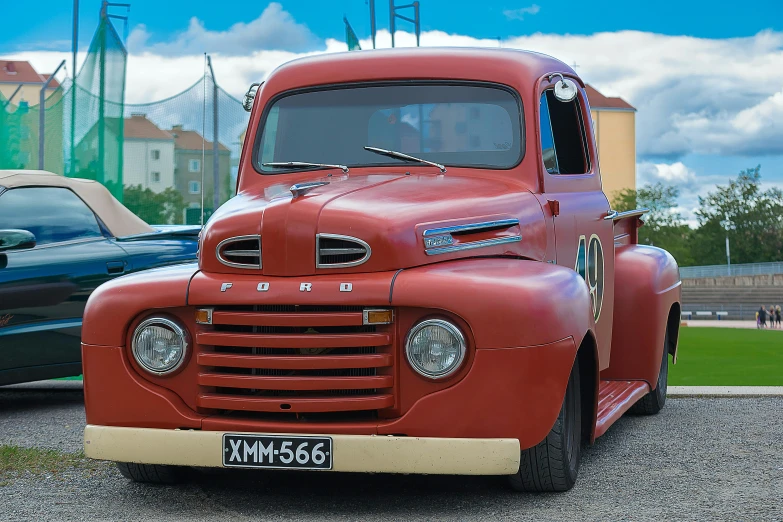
[199,173,547,276]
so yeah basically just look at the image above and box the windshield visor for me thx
[255,83,524,173]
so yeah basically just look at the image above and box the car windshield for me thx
[256,83,523,172]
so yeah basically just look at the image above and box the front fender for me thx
[82,263,199,346]
[391,258,594,349]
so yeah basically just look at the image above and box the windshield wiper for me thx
[263,161,349,173]
[364,146,447,173]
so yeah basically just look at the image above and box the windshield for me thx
[255,83,523,173]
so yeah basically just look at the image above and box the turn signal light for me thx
[363,309,393,325]
[195,308,213,325]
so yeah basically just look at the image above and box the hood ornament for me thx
[289,181,330,198]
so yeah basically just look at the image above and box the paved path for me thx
[684,319,783,330]
[669,386,783,397]
[1,382,781,521]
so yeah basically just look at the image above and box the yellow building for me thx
[0,60,63,172]
[0,60,61,107]
[585,85,636,201]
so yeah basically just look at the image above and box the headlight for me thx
[405,319,467,379]
[131,317,188,375]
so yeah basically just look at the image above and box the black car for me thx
[0,170,200,385]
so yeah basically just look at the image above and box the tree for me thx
[122,185,187,225]
[612,182,695,265]
[691,166,783,265]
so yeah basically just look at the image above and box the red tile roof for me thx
[124,114,173,140]
[0,60,59,87]
[40,74,60,89]
[585,84,635,111]
[170,125,229,152]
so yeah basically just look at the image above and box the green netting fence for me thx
[0,15,250,226]
[122,75,249,225]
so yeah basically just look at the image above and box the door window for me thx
[539,91,590,175]
[0,187,103,245]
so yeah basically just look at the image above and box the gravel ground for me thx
[1,382,781,521]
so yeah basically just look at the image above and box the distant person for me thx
[776,305,782,328]
[758,305,767,328]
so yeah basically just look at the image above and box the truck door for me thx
[538,83,615,369]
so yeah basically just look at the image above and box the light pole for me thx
[721,213,733,276]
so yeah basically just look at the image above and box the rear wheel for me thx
[630,330,669,415]
[116,462,183,484]
[508,357,581,492]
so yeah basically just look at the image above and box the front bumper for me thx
[84,425,520,475]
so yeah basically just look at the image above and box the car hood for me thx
[199,173,548,276]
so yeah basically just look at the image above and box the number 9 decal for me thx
[575,234,604,322]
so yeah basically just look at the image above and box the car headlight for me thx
[131,317,188,375]
[405,319,467,379]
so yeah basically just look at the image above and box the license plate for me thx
[222,434,333,470]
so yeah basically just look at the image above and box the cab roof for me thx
[263,47,579,93]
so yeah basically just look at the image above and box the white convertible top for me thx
[0,170,154,237]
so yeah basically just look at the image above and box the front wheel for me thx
[116,462,183,484]
[508,357,581,492]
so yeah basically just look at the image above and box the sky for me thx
[2,0,783,225]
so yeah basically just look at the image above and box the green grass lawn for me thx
[50,327,782,386]
[669,327,783,386]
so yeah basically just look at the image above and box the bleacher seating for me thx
[680,274,783,320]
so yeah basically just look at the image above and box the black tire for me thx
[630,330,669,415]
[508,357,581,492]
[116,462,183,484]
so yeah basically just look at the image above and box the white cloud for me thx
[503,5,541,21]
[8,24,783,220]
[127,3,317,56]
[14,27,783,159]
[638,161,698,187]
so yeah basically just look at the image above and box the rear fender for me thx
[603,245,681,386]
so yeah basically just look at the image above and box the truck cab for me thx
[82,48,681,492]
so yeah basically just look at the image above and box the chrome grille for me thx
[316,234,371,268]
[216,235,261,269]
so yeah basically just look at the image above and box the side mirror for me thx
[0,229,36,253]
[548,73,578,103]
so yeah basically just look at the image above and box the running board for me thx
[595,380,651,438]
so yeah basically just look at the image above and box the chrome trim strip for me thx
[315,233,371,269]
[319,248,367,255]
[221,250,259,257]
[610,208,649,222]
[215,235,262,269]
[422,219,519,237]
[425,235,522,256]
[289,181,331,197]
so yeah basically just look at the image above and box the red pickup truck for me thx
[82,48,681,492]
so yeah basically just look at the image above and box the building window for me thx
[189,181,201,194]
[151,149,160,160]
[188,159,201,172]
[151,172,161,183]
